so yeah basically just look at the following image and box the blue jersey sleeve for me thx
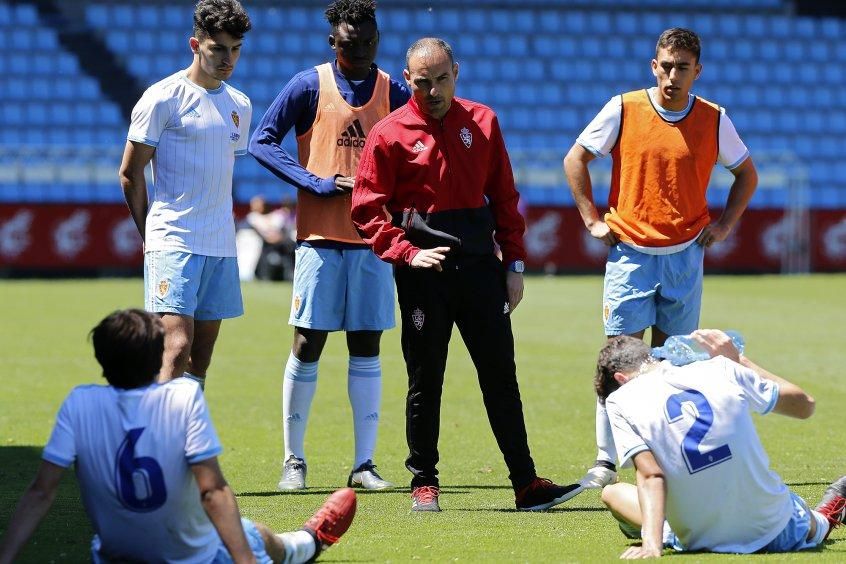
[249,69,340,197]
[250,64,410,197]
[389,79,411,111]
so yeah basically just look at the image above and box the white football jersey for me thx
[605,357,792,553]
[128,70,251,257]
[42,379,223,563]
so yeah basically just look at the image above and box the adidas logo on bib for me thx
[337,119,367,147]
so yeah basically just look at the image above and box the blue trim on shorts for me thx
[760,492,819,552]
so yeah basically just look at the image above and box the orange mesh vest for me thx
[296,63,391,243]
[606,89,720,247]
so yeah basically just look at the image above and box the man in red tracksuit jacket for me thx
[351,37,581,512]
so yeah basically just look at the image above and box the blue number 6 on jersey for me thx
[114,427,168,512]
[665,389,732,474]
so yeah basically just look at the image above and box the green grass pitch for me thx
[2,274,845,562]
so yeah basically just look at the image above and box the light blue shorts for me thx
[603,242,703,336]
[91,519,271,563]
[289,244,395,331]
[145,250,243,320]
[213,518,273,563]
[661,492,822,553]
[760,492,823,552]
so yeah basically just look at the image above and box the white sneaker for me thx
[278,456,307,490]
[578,465,617,489]
[347,460,392,490]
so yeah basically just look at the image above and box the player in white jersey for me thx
[0,309,357,564]
[118,0,253,389]
[593,330,845,557]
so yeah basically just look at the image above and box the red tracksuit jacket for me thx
[351,96,526,266]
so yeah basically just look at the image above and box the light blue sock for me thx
[348,355,382,468]
[282,353,318,461]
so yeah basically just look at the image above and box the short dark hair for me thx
[595,336,653,404]
[656,27,701,63]
[325,0,377,29]
[90,309,165,389]
[406,37,455,68]
[193,0,251,41]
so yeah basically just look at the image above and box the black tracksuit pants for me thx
[395,253,536,491]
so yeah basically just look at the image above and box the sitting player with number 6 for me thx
[0,309,357,564]
[594,329,845,558]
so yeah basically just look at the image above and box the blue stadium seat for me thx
[87,4,109,29]
[615,13,639,35]
[769,16,791,38]
[57,54,79,75]
[159,31,182,54]
[793,18,817,39]
[112,5,134,28]
[13,4,39,26]
[537,11,563,34]
[137,6,159,28]
[563,11,588,34]
[743,15,768,38]
[6,78,28,100]
[108,30,132,53]
[162,5,187,29]
[287,7,312,30]
[434,8,462,32]
[819,18,841,40]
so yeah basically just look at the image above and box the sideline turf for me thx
[1,275,844,562]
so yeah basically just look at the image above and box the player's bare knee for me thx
[600,483,619,508]
[347,330,382,356]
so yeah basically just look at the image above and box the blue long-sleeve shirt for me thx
[249,61,410,196]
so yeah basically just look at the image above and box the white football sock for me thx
[809,509,830,545]
[282,353,318,461]
[275,530,316,564]
[183,372,205,391]
[348,355,382,468]
[595,398,617,465]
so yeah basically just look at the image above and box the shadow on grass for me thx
[451,506,607,513]
[787,480,834,488]
[0,445,91,561]
[239,484,516,497]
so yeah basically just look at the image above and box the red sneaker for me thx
[816,475,846,540]
[302,488,357,550]
[411,485,441,512]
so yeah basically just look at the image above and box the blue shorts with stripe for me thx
[289,243,395,331]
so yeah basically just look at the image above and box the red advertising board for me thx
[0,204,143,268]
[523,206,846,273]
[1,204,845,272]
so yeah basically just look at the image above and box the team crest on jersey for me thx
[412,307,424,331]
[603,302,611,322]
[231,111,240,128]
[460,127,472,148]
[293,294,301,312]
[157,278,170,299]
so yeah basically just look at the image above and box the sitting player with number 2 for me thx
[594,329,845,558]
